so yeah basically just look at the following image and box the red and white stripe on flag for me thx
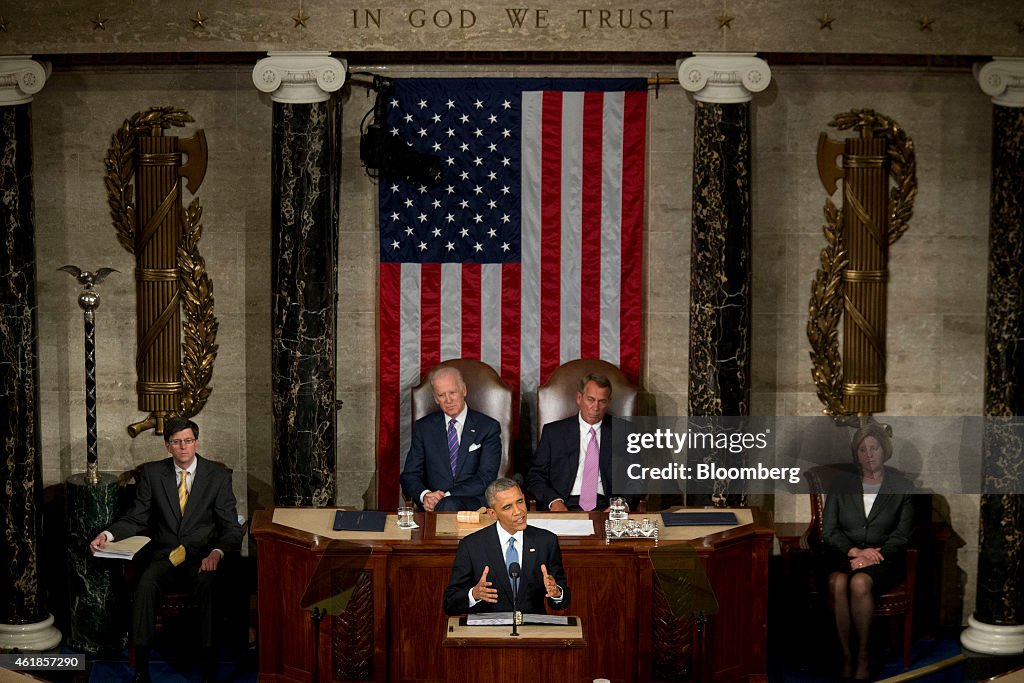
[377,85,646,508]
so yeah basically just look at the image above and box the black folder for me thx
[661,512,739,527]
[333,510,388,532]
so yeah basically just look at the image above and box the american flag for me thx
[377,78,647,507]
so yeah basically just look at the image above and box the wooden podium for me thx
[443,616,586,681]
[252,508,773,682]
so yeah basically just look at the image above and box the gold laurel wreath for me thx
[807,110,917,416]
[178,199,218,418]
[807,200,848,416]
[104,107,217,419]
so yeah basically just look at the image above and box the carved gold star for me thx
[293,10,309,27]
[90,13,107,30]
[818,13,835,30]
[190,10,208,28]
[716,14,734,29]
[917,16,934,32]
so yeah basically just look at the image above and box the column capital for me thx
[0,56,50,106]
[975,57,1024,108]
[677,53,771,104]
[252,52,347,104]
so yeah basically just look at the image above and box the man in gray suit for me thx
[90,417,242,683]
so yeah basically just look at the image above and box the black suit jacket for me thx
[443,524,570,615]
[400,408,501,507]
[822,467,914,556]
[108,454,243,561]
[527,414,638,510]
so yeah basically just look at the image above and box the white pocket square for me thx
[468,443,481,452]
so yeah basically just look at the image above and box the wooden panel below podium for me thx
[443,617,585,681]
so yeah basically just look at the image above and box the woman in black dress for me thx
[823,423,914,681]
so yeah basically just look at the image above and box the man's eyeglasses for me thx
[167,438,197,447]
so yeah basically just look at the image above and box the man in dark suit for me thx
[90,417,242,683]
[400,366,501,511]
[527,372,638,511]
[443,477,569,615]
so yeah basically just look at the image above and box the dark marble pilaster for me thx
[0,100,45,626]
[678,54,771,506]
[65,474,126,653]
[0,57,59,650]
[686,99,752,419]
[254,54,346,507]
[678,54,770,419]
[964,58,1024,655]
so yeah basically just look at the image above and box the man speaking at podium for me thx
[443,477,570,615]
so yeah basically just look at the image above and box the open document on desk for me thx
[465,613,570,626]
[527,519,594,536]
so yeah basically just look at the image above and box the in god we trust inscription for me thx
[347,6,677,30]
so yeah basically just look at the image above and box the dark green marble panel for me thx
[65,473,128,653]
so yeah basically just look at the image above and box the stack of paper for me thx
[94,535,150,560]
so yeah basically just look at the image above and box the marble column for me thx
[0,56,60,651]
[962,57,1024,656]
[253,52,346,506]
[678,53,770,505]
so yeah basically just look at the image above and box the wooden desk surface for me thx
[255,506,769,550]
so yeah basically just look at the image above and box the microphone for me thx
[508,561,521,636]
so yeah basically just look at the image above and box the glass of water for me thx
[397,505,415,529]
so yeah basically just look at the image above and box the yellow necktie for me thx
[178,469,189,513]
[170,470,189,566]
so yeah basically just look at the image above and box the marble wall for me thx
[30,60,990,621]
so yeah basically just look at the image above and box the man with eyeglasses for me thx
[89,416,242,683]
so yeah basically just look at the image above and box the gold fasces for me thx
[178,130,208,194]
[843,269,887,282]
[807,109,917,418]
[816,133,844,196]
[126,415,157,438]
[106,108,194,256]
[843,154,886,168]
[843,382,886,396]
[105,108,217,437]
[830,109,917,246]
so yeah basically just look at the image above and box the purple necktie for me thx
[447,418,459,475]
[579,427,599,511]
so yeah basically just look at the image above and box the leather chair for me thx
[536,358,638,434]
[803,464,917,669]
[411,358,515,480]
[534,358,643,511]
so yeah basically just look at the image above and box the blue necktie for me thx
[447,418,459,475]
[506,537,519,592]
